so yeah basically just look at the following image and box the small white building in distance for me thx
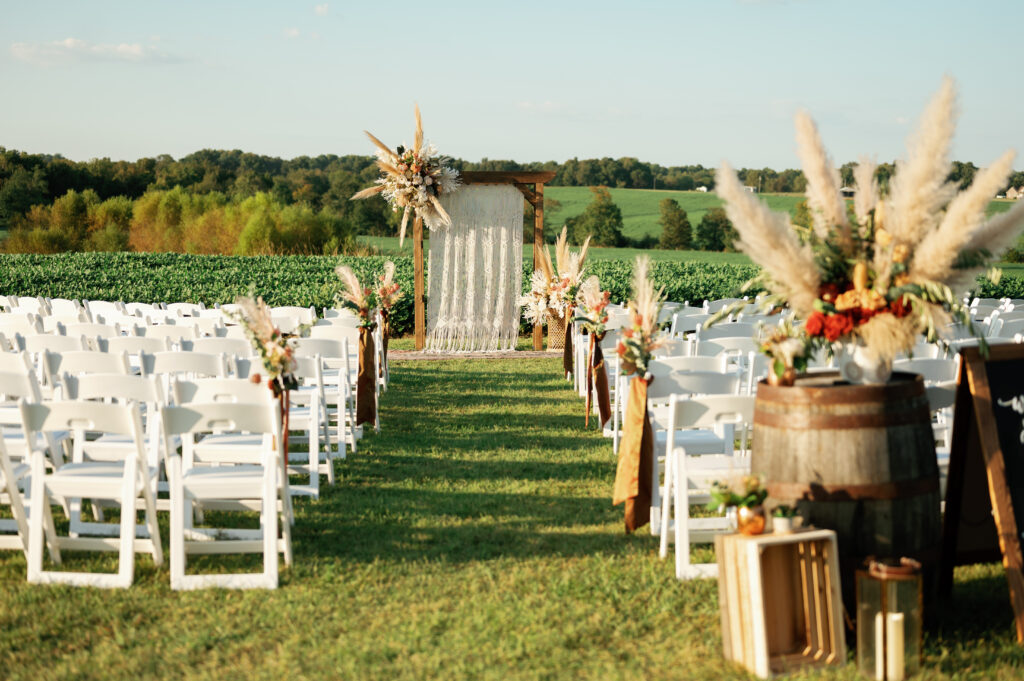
[1007,187,1022,200]
[696,186,708,192]
[743,186,758,193]
[839,186,856,198]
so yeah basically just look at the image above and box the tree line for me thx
[1,146,1021,254]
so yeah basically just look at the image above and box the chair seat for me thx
[181,465,269,499]
[194,434,267,463]
[653,429,728,455]
[47,461,156,497]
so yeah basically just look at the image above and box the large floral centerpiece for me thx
[350,106,462,246]
[713,78,1024,383]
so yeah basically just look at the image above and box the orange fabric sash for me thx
[379,310,391,379]
[585,333,612,429]
[613,375,653,533]
[356,326,377,426]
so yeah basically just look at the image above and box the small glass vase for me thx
[737,505,767,535]
[837,338,892,385]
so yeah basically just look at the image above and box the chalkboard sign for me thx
[940,343,1024,643]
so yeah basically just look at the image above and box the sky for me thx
[0,0,1020,170]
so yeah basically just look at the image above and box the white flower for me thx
[425,176,433,186]
[412,175,422,185]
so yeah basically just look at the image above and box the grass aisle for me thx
[1,356,1023,679]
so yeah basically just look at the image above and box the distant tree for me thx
[0,166,48,230]
[657,198,692,250]
[948,161,978,190]
[566,186,622,247]
[695,207,738,252]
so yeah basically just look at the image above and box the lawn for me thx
[2,356,1023,680]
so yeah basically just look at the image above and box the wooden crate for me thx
[716,529,846,678]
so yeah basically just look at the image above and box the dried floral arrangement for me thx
[574,275,612,335]
[350,106,462,245]
[376,261,403,311]
[616,256,666,376]
[335,265,380,328]
[713,77,1024,366]
[520,227,592,325]
[231,293,300,396]
[759,318,811,385]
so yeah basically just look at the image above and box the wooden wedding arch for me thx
[411,170,557,351]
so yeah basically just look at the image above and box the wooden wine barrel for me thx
[752,371,942,613]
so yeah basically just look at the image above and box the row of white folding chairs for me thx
[1,347,347,498]
[2,388,292,589]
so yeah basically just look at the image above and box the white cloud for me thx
[314,3,329,16]
[10,37,177,65]
[284,27,300,38]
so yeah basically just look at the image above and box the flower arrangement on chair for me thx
[616,256,666,379]
[350,106,462,246]
[232,294,299,397]
[520,227,592,353]
[335,266,380,427]
[575,276,613,428]
[710,77,1024,384]
[612,256,666,533]
[376,261,402,375]
[709,476,769,536]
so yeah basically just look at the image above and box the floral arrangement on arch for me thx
[232,294,300,397]
[616,256,666,377]
[335,265,380,328]
[350,105,462,245]
[712,77,1024,369]
[574,275,612,336]
[520,227,592,325]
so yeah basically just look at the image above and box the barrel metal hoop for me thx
[754,405,932,430]
[766,476,940,501]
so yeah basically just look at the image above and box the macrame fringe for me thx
[426,185,524,353]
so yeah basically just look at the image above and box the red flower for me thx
[622,328,634,339]
[823,313,854,341]
[805,311,826,336]
[890,295,911,318]
[616,341,627,356]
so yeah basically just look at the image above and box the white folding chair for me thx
[658,394,756,579]
[646,370,744,537]
[161,400,291,590]
[186,337,255,359]
[23,400,163,588]
[293,336,360,452]
[893,357,960,385]
[42,350,132,395]
[0,429,44,560]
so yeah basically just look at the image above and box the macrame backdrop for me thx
[426,184,523,352]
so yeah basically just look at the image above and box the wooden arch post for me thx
[413,171,557,351]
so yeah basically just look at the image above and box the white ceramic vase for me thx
[837,339,892,385]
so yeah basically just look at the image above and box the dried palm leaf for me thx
[351,185,385,201]
[414,104,423,155]
[364,130,397,161]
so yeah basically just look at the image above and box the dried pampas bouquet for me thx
[713,76,1024,365]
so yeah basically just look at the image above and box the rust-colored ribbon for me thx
[278,389,290,467]
[562,305,574,378]
[613,375,653,533]
[380,310,391,379]
[585,332,612,428]
[356,326,377,426]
